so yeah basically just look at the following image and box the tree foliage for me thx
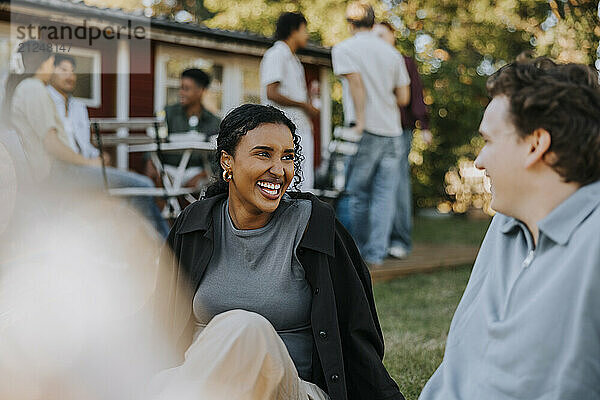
[97,0,600,209]
[385,0,599,209]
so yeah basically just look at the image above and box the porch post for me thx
[319,67,332,158]
[116,39,130,170]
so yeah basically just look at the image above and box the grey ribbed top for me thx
[193,195,313,380]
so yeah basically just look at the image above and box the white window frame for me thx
[0,23,14,110]
[67,47,102,108]
[154,44,262,117]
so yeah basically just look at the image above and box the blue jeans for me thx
[343,131,403,264]
[53,163,170,238]
[104,167,170,238]
[335,155,353,233]
[390,129,413,252]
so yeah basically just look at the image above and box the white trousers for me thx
[152,310,329,400]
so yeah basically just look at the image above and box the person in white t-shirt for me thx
[332,1,411,267]
[260,12,320,191]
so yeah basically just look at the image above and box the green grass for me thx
[371,216,490,399]
[374,265,472,400]
[413,215,491,246]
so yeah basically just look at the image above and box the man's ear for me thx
[524,128,552,169]
[220,150,232,171]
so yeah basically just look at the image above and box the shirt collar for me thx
[274,40,292,53]
[47,85,65,104]
[500,180,600,245]
[176,192,336,257]
[47,85,73,108]
[499,217,525,234]
[179,104,210,120]
[537,180,600,245]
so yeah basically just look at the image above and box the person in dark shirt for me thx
[164,68,221,136]
[146,69,221,187]
[375,21,432,259]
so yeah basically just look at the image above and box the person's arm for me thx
[394,85,410,108]
[394,53,412,108]
[402,56,432,143]
[265,82,320,119]
[81,105,101,159]
[343,72,366,134]
[43,128,101,167]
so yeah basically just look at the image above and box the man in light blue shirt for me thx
[420,58,600,399]
[48,54,169,238]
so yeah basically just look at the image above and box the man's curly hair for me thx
[486,56,600,186]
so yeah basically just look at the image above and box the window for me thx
[156,48,224,116]
[67,48,101,107]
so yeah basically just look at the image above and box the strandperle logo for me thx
[15,19,147,46]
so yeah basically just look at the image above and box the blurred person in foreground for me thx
[0,165,179,399]
[373,21,432,259]
[420,58,600,399]
[332,2,411,267]
[154,104,404,400]
[47,53,169,237]
[260,12,319,190]
[2,40,168,237]
[146,68,221,187]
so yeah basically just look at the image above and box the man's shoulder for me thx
[202,108,221,133]
[15,78,43,96]
[333,36,357,52]
[378,40,404,59]
[572,183,600,238]
[202,108,221,122]
[70,97,88,111]
[14,79,52,108]
[475,213,515,249]
[335,34,400,56]
[164,103,183,115]
[263,42,284,57]
[19,77,43,89]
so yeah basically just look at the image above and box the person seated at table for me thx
[146,68,221,188]
[3,41,169,238]
[155,104,405,400]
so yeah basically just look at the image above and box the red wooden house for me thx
[0,0,332,172]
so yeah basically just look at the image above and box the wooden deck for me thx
[370,243,479,282]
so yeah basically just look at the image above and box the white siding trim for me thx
[116,39,130,170]
[319,67,332,157]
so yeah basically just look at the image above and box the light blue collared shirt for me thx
[47,85,99,159]
[420,180,600,400]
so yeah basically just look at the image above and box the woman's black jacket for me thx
[157,191,405,400]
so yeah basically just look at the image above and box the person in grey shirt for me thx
[193,195,314,380]
[420,57,600,399]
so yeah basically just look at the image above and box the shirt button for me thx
[314,287,320,295]
[330,374,339,383]
[298,249,304,256]
[319,330,327,339]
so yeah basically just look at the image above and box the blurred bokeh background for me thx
[79,0,600,215]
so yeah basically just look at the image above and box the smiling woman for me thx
[155,104,406,400]
[209,104,304,228]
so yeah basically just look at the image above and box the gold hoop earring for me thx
[222,170,232,182]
